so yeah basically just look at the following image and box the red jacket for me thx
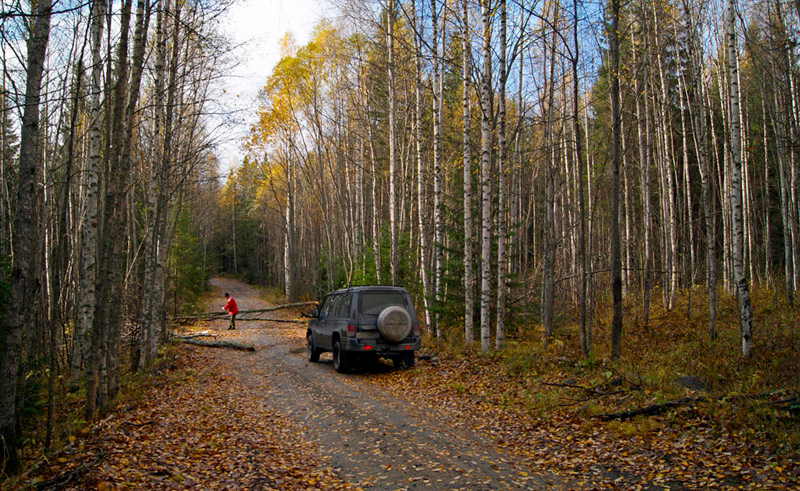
[223,296,238,315]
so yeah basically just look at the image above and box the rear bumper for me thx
[344,337,421,353]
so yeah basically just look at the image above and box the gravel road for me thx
[208,278,561,490]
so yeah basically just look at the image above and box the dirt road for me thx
[208,277,559,490]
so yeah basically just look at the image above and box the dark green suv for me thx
[306,286,421,373]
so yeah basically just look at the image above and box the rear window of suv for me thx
[359,292,407,315]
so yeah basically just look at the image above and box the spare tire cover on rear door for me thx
[376,306,412,342]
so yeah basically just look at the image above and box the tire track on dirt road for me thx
[209,278,562,490]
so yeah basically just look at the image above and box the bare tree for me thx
[388,0,399,285]
[495,0,508,349]
[479,0,493,352]
[610,0,623,359]
[725,0,754,357]
[462,0,475,346]
[0,0,52,472]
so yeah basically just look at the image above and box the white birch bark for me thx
[761,92,771,282]
[726,0,754,357]
[675,43,695,286]
[462,0,474,345]
[736,51,754,283]
[653,11,677,309]
[71,0,106,390]
[633,33,652,325]
[137,0,166,369]
[542,10,557,347]
[573,0,588,355]
[685,5,717,338]
[773,84,794,303]
[621,118,631,295]
[495,0,507,349]
[479,0,492,352]
[284,171,294,299]
[431,0,444,337]
[387,0,398,285]
[412,0,432,330]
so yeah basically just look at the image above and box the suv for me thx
[306,286,421,373]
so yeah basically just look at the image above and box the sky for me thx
[214,0,329,173]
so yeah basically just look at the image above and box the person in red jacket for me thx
[223,292,238,330]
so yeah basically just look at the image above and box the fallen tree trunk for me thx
[32,452,107,490]
[174,331,216,339]
[171,301,318,321]
[598,392,791,421]
[179,338,255,351]
[597,396,705,421]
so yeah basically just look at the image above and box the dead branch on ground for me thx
[171,301,318,321]
[179,338,255,351]
[597,392,794,421]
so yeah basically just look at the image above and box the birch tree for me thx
[387,0,399,285]
[726,0,754,357]
[479,0,493,352]
[431,0,444,337]
[462,0,475,345]
[70,0,106,389]
[411,0,432,329]
[496,0,508,349]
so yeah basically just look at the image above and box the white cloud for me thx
[214,0,327,172]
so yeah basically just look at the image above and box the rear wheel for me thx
[333,340,350,373]
[306,332,320,362]
[399,352,415,368]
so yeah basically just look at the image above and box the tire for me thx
[307,332,320,362]
[377,306,412,342]
[333,340,350,373]
[399,352,415,368]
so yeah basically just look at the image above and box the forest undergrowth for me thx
[390,283,800,487]
[5,282,799,489]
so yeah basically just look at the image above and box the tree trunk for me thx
[387,0,398,285]
[676,41,695,289]
[462,0,474,346]
[431,0,444,337]
[71,0,106,391]
[685,5,717,339]
[774,84,794,303]
[495,0,507,349]
[634,33,652,326]
[542,7,557,348]
[0,0,52,472]
[479,0,493,352]
[610,0,623,359]
[410,0,432,331]
[573,0,588,356]
[137,0,167,370]
[726,0,754,357]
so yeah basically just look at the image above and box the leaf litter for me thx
[28,344,355,491]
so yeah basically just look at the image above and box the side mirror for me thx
[311,308,320,318]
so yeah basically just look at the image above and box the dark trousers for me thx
[229,313,236,330]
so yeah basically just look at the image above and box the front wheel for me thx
[307,332,320,362]
[332,340,350,373]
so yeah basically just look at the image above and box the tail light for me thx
[347,324,356,337]
[413,322,420,337]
